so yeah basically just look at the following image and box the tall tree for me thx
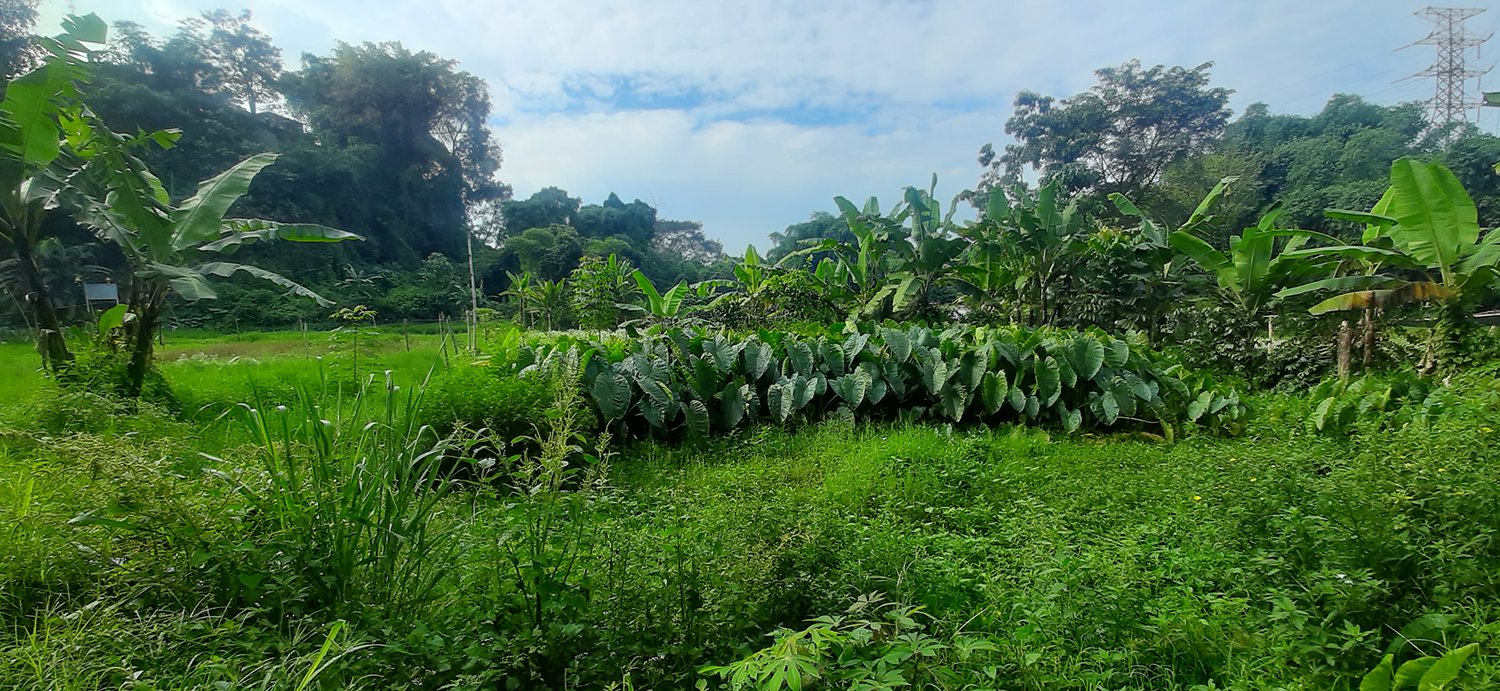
[283,41,508,260]
[0,0,37,80]
[984,60,1232,206]
[197,9,281,114]
[500,186,580,235]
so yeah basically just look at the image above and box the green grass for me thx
[1,330,1499,689]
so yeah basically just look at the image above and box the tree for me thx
[284,41,507,259]
[0,13,108,372]
[0,0,38,80]
[72,145,361,397]
[570,253,636,329]
[507,224,583,281]
[985,60,1232,206]
[197,9,280,114]
[500,187,580,235]
[766,211,852,265]
[651,219,723,265]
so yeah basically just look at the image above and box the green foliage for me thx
[985,59,1232,202]
[570,253,637,330]
[701,592,1001,690]
[518,323,1245,441]
[422,362,555,444]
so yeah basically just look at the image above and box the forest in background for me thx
[2,3,1499,334]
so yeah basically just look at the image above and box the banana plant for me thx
[621,270,693,329]
[71,142,361,397]
[503,270,535,328]
[526,278,570,331]
[1278,159,1500,369]
[1167,180,1334,319]
[0,14,108,372]
[965,181,1089,326]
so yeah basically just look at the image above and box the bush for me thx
[422,364,554,444]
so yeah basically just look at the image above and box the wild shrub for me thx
[422,363,555,444]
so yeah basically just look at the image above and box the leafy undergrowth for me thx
[1,362,1498,689]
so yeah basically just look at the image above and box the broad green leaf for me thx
[1169,231,1232,284]
[1395,658,1437,689]
[590,371,632,422]
[1326,209,1398,227]
[684,399,710,439]
[1036,356,1061,406]
[787,340,814,377]
[200,219,362,253]
[883,327,912,363]
[1360,654,1394,691]
[1099,390,1120,425]
[1418,643,1478,691]
[171,153,279,252]
[980,370,1007,414]
[743,340,773,380]
[96,303,127,333]
[1388,159,1479,282]
[1062,406,1082,433]
[195,262,333,306]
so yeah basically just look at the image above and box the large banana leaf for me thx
[1308,280,1454,314]
[171,153,279,252]
[201,219,363,253]
[1387,159,1479,282]
[195,261,335,306]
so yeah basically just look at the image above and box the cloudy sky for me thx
[38,0,1497,250]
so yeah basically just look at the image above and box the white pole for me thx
[465,227,479,353]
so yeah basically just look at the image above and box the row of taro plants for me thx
[504,324,1246,441]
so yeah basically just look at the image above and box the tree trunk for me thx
[122,284,167,398]
[11,230,72,372]
[1360,307,1376,370]
[1336,320,1352,380]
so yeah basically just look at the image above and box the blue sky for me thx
[38,0,1498,250]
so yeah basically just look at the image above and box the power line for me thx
[1407,6,1492,131]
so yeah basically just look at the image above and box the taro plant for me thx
[70,146,361,397]
[1357,614,1480,691]
[527,323,1244,443]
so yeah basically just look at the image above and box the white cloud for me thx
[38,0,1446,247]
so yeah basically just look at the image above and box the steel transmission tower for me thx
[1409,6,1491,128]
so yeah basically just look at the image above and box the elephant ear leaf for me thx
[1036,356,1061,406]
[719,378,748,430]
[743,340,773,380]
[1062,407,1083,433]
[684,399,710,440]
[1073,338,1105,381]
[883,327,912,363]
[860,361,888,404]
[980,370,1008,414]
[832,368,872,409]
[1359,655,1394,691]
[788,341,814,377]
[590,371,632,422]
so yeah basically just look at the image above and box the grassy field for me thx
[2,330,1499,689]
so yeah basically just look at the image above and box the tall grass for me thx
[220,369,461,621]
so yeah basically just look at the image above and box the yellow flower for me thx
[1192,495,1202,501]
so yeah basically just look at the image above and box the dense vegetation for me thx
[3,5,1500,691]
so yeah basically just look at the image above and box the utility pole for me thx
[1409,7,1492,132]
